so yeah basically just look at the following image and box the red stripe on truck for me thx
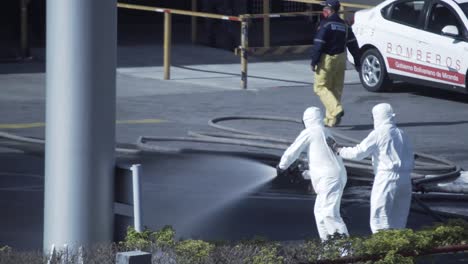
[387,57,465,85]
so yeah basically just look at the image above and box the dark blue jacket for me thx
[310,13,360,67]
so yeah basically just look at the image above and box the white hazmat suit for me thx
[278,107,348,240]
[338,103,414,233]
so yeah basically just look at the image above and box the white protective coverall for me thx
[339,103,414,233]
[278,107,348,240]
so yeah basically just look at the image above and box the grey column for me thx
[44,0,117,252]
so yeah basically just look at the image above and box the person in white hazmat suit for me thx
[277,107,348,240]
[330,103,414,233]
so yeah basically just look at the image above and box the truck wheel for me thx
[359,49,391,92]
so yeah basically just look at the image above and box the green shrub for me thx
[153,225,176,247]
[2,220,467,263]
[119,219,468,263]
[251,244,284,264]
[121,225,176,250]
[240,236,270,246]
[175,239,214,264]
[121,226,154,250]
[375,250,414,264]
[362,229,414,255]
[0,246,11,254]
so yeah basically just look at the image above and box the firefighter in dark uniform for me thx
[310,0,360,127]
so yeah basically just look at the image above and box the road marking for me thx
[0,119,166,129]
[0,122,45,129]
[116,119,166,124]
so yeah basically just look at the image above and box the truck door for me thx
[414,0,468,88]
[379,0,427,78]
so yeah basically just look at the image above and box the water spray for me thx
[0,115,467,222]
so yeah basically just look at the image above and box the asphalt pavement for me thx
[1,42,467,168]
[1,36,468,251]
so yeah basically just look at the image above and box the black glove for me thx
[326,137,342,154]
[276,165,286,177]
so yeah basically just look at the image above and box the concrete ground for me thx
[1,40,468,252]
[1,42,467,167]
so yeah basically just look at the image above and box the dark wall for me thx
[0,0,22,46]
[118,0,193,24]
[1,0,45,51]
[1,0,247,47]
[118,0,251,24]
[1,1,317,54]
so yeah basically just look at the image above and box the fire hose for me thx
[1,115,467,220]
[136,115,467,222]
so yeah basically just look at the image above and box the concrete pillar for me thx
[44,0,117,252]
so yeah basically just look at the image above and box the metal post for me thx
[44,0,116,252]
[164,11,172,80]
[240,17,249,89]
[131,164,143,232]
[191,0,197,43]
[263,0,270,48]
[46,244,56,264]
[20,0,30,58]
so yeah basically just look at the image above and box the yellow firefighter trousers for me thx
[313,52,347,127]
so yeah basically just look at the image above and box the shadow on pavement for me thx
[386,83,468,103]
[345,120,468,131]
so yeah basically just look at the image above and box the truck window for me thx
[389,0,425,27]
[427,3,462,35]
[461,3,468,18]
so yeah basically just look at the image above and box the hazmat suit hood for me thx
[372,103,396,129]
[303,107,324,128]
